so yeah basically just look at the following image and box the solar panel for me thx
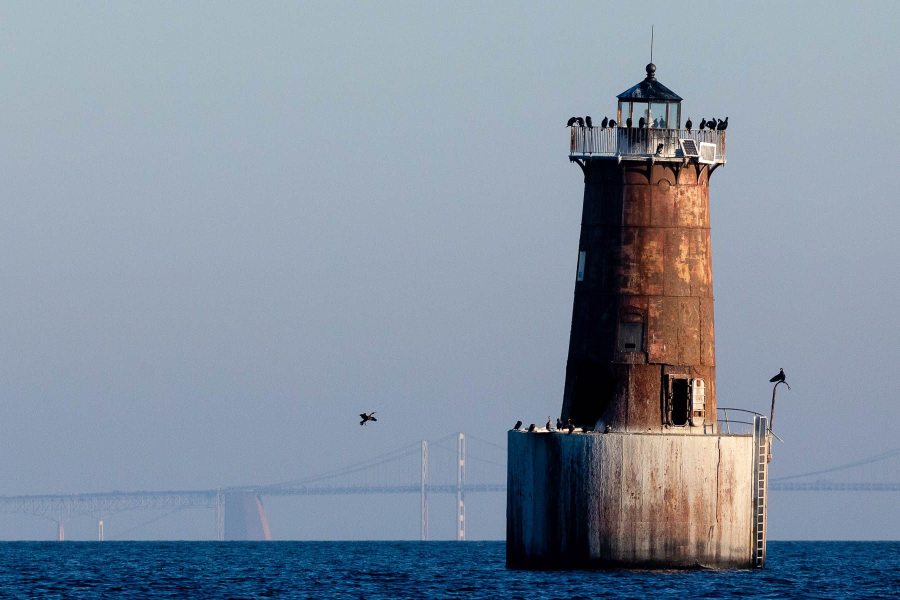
[680,139,699,157]
[698,142,717,164]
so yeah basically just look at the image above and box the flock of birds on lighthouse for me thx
[567,115,728,131]
[511,369,785,433]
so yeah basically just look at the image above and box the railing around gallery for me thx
[570,127,726,162]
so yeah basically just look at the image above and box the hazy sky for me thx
[1,1,899,541]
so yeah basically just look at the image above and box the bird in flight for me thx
[359,412,377,426]
[769,369,786,384]
[513,420,522,431]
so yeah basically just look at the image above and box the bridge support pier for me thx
[57,521,64,542]
[224,492,272,541]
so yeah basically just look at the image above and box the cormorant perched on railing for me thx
[655,143,664,155]
[567,419,575,434]
[566,116,578,127]
[638,117,646,129]
[545,416,553,430]
[576,117,585,127]
[527,423,536,433]
[359,412,377,426]
[556,417,562,430]
[718,117,729,130]
[513,420,522,431]
[585,116,592,128]
[707,117,716,129]
[601,116,608,129]
[626,117,633,128]
[769,368,786,383]
[685,117,693,132]
[699,118,707,130]
[608,119,616,128]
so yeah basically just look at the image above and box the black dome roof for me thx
[616,64,682,102]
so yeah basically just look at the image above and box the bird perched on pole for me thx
[601,116,608,129]
[567,419,575,434]
[513,420,522,431]
[685,117,693,132]
[566,116,578,127]
[546,416,553,431]
[608,120,616,128]
[638,117,646,129]
[626,117,633,128]
[576,117,585,127]
[556,417,563,431]
[769,368,786,384]
[527,423,536,433]
[719,117,729,130]
[359,412,377,426]
[699,118,707,131]
[585,116,593,128]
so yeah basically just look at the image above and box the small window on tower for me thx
[577,251,586,281]
[618,321,644,352]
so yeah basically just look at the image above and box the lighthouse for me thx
[507,64,771,569]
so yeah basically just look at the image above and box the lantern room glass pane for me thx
[637,102,650,126]
[650,103,667,128]
[666,104,681,129]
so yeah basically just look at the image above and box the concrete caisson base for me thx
[506,431,754,569]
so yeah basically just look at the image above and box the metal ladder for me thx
[751,415,769,568]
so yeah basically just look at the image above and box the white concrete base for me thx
[506,431,757,569]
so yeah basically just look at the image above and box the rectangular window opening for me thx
[618,321,644,352]
[671,378,690,426]
[576,251,586,282]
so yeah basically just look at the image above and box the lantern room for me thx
[617,63,682,129]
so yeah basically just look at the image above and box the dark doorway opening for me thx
[671,378,690,426]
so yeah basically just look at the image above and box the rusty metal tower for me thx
[560,62,723,434]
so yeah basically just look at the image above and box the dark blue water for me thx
[0,541,897,599]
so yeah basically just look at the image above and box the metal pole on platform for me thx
[421,440,428,541]
[457,433,466,541]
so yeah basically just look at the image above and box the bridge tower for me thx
[456,433,466,541]
[507,63,771,569]
[421,440,428,541]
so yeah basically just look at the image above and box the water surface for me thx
[0,541,896,599]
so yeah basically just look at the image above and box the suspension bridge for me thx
[1,432,898,541]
